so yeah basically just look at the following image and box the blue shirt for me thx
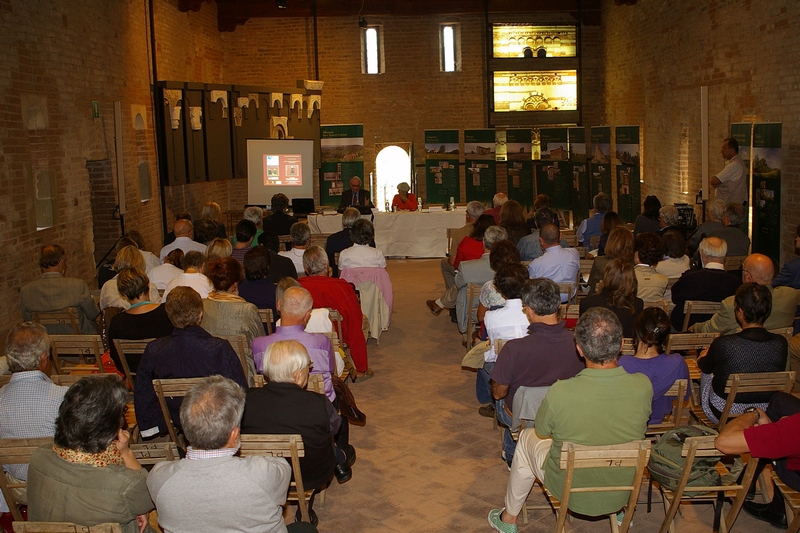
[527,245,580,301]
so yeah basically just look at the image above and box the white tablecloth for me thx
[307,211,466,258]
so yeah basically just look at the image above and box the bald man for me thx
[484,192,508,224]
[159,219,207,261]
[692,253,797,334]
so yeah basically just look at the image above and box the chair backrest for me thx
[112,338,154,389]
[644,299,671,313]
[558,303,580,323]
[562,234,578,247]
[327,308,344,344]
[446,227,455,253]
[217,334,250,379]
[681,300,722,332]
[13,523,123,533]
[465,283,483,351]
[50,374,90,388]
[31,307,81,335]
[557,282,576,305]
[238,434,312,522]
[0,437,54,521]
[307,372,325,394]
[100,307,124,351]
[579,259,594,282]
[152,377,208,448]
[257,309,274,335]
[49,335,105,375]
[130,442,180,465]
[308,233,331,250]
[575,246,588,259]
[621,337,635,355]
[557,440,652,533]
[718,371,797,429]
[646,379,688,435]
[278,234,292,251]
[723,255,747,272]
[664,332,719,354]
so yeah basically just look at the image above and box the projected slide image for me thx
[263,154,302,186]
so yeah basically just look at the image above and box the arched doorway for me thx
[375,144,412,211]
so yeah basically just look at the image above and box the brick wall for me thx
[600,0,800,264]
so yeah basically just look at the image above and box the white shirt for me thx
[162,272,214,301]
[715,154,747,205]
[140,250,161,273]
[278,248,306,277]
[159,237,207,261]
[339,244,386,270]
[148,263,183,290]
[484,299,529,363]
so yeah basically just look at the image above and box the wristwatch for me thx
[743,406,760,421]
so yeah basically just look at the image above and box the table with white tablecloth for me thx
[307,210,466,258]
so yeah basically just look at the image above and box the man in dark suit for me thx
[671,236,741,331]
[337,177,374,212]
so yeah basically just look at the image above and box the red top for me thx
[453,236,484,269]
[745,412,800,471]
[391,193,418,211]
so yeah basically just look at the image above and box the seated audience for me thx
[391,182,417,211]
[147,376,315,533]
[692,253,797,334]
[655,229,691,280]
[633,232,668,304]
[135,287,247,438]
[484,192,508,223]
[577,192,611,249]
[527,223,580,303]
[453,213,495,269]
[442,201,484,288]
[619,307,690,424]
[200,200,227,239]
[716,392,800,529]
[587,226,634,295]
[242,340,354,526]
[231,219,257,265]
[596,211,622,256]
[162,212,191,247]
[0,323,67,506]
[498,200,531,246]
[201,257,265,377]
[773,223,800,289]
[259,231,300,282]
[475,264,533,418]
[148,248,183,290]
[263,193,298,237]
[21,245,100,334]
[300,246,371,379]
[162,250,213,301]
[108,269,174,372]
[580,259,643,338]
[633,195,662,236]
[275,277,334,336]
[517,207,570,262]
[671,237,740,331]
[488,308,652,532]
[328,207,370,278]
[28,375,155,533]
[125,230,160,273]
[687,198,725,254]
[708,202,750,257]
[193,218,219,246]
[697,283,788,424]
[99,245,160,310]
[160,218,206,261]
[231,206,264,247]
[477,240,523,323]
[238,246,278,330]
[205,237,233,261]
[658,204,683,237]
[280,222,312,277]
[339,219,386,270]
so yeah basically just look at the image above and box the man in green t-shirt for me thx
[489,308,652,533]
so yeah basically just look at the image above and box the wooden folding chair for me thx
[278,234,292,251]
[239,434,314,523]
[31,308,80,335]
[621,338,635,356]
[49,334,104,375]
[575,246,588,259]
[557,282,577,305]
[324,309,356,381]
[463,283,483,351]
[646,379,689,436]
[49,374,90,388]
[130,441,180,465]
[562,234,578,247]
[217,334,250,380]
[523,440,652,533]
[558,303,580,324]
[308,233,331,250]
[579,258,595,283]
[723,255,746,272]
[13,523,123,533]
[112,338,154,389]
[644,299,671,314]
[0,437,54,521]
[656,435,758,533]
[257,308,274,335]
[446,228,455,254]
[664,332,719,355]
[152,377,207,450]
[682,301,722,332]
[772,470,800,533]
[691,371,796,431]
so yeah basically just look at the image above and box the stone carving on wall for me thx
[210,90,228,118]
[164,89,183,129]
[190,107,202,130]
[236,93,260,124]
[270,92,283,108]
[131,104,147,130]
[233,107,243,127]
[290,94,303,117]
[20,94,49,131]
[303,80,324,91]
[304,95,321,119]
[270,116,288,139]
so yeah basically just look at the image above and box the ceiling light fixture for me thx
[357,0,367,27]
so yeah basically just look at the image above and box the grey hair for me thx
[342,207,361,228]
[349,176,362,185]
[289,222,311,247]
[492,193,508,207]
[6,322,50,372]
[699,236,727,261]
[280,286,313,320]
[707,199,726,222]
[302,245,329,276]
[276,277,302,302]
[180,376,245,451]
[243,206,264,227]
[575,307,623,364]
[659,205,679,226]
[521,278,561,317]
[397,182,410,193]
[483,226,508,250]
[593,192,612,213]
[725,202,746,226]
[466,201,486,220]
[264,340,311,383]
[349,219,374,245]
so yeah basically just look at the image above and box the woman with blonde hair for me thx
[579,258,643,338]
[99,245,159,310]
[200,201,227,239]
[206,237,233,261]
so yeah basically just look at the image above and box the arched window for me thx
[375,145,412,211]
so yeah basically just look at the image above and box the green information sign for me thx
[540,128,569,161]
[590,127,613,209]
[506,129,534,209]
[319,124,364,208]
[464,130,496,205]
[751,123,781,261]
[569,128,590,222]
[615,125,641,223]
[425,130,460,207]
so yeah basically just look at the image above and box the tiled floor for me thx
[313,259,777,532]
